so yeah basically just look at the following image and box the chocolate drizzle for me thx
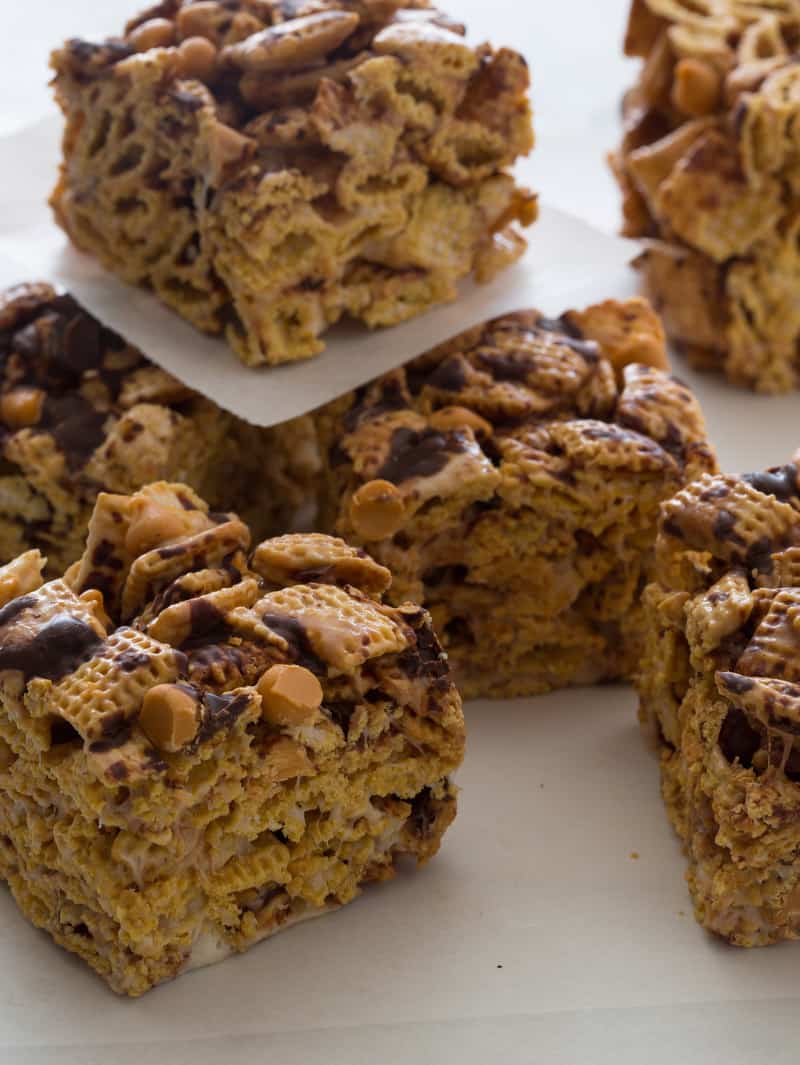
[261,614,326,674]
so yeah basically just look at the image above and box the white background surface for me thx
[0,3,799,1064]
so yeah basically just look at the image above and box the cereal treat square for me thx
[637,457,800,945]
[50,1,536,368]
[613,0,800,392]
[305,297,717,698]
[0,482,464,995]
[0,281,317,573]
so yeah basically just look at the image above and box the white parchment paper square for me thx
[0,117,640,427]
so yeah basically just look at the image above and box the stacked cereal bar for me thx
[0,481,464,994]
[0,281,315,573]
[614,0,800,392]
[50,1,536,367]
[638,457,800,944]
[308,298,717,698]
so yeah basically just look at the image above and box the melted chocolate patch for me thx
[376,428,464,485]
[41,393,107,470]
[0,614,102,681]
[718,672,755,695]
[189,598,225,638]
[196,690,250,743]
[744,536,774,576]
[396,625,449,683]
[0,594,37,629]
[261,614,325,674]
[88,711,134,754]
[744,466,800,502]
[425,356,467,393]
[534,317,599,361]
[712,510,745,546]
[117,651,152,673]
[475,351,534,382]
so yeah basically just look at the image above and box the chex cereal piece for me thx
[0,481,463,995]
[636,455,800,945]
[50,1,536,367]
[0,282,318,573]
[303,297,717,698]
[614,0,800,391]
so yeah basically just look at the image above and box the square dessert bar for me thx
[306,298,717,698]
[51,0,536,367]
[614,0,800,391]
[0,281,315,573]
[638,458,800,944]
[0,482,464,994]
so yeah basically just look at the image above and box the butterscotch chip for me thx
[176,36,218,81]
[1,388,45,429]
[138,684,199,752]
[429,406,492,438]
[258,664,323,727]
[671,58,721,117]
[349,480,406,541]
[128,18,175,51]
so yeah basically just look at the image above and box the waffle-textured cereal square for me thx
[0,281,316,573]
[302,297,717,698]
[613,0,800,392]
[637,456,800,944]
[50,0,536,368]
[0,481,464,994]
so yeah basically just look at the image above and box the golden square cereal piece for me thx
[636,456,800,946]
[49,2,536,367]
[251,533,392,595]
[306,298,716,698]
[0,481,463,994]
[614,0,800,390]
[0,283,320,574]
